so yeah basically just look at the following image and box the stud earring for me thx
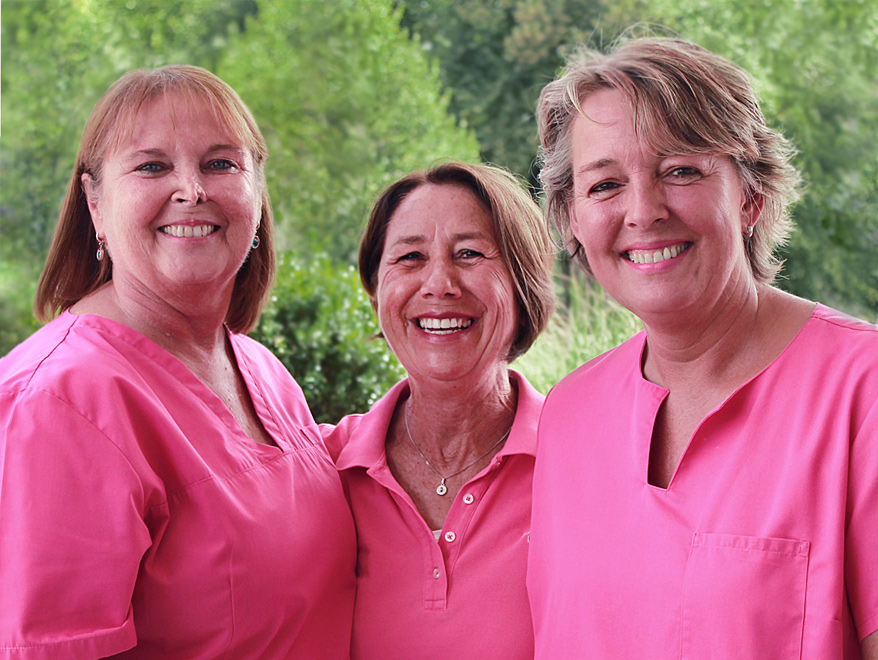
[744,225,754,239]
[251,234,260,249]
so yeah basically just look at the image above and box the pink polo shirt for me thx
[528,304,878,658]
[0,312,356,659]
[323,370,542,659]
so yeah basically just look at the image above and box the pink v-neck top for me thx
[0,312,356,659]
[322,370,542,659]
[528,304,878,658]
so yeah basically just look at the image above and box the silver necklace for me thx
[404,401,512,496]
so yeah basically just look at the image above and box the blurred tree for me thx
[399,0,604,181]
[401,0,878,318]
[218,0,479,262]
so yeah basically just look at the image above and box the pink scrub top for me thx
[323,370,542,659]
[0,312,356,659]
[528,304,878,659]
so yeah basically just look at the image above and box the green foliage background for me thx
[2,0,876,420]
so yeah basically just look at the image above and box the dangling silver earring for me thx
[251,234,260,249]
[744,224,754,239]
[96,236,106,261]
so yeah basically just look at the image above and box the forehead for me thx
[106,91,251,156]
[387,183,494,239]
[571,89,649,162]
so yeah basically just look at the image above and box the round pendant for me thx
[436,483,448,496]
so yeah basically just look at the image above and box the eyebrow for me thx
[389,230,488,245]
[120,144,246,160]
[575,158,617,176]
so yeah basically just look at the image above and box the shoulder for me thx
[792,304,878,370]
[547,330,644,402]
[808,304,878,342]
[1,314,135,398]
[324,379,408,465]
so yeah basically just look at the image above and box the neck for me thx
[74,279,232,362]
[641,277,762,389]
[403,366,517,467]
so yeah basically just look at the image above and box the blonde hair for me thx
[35,64,275,333]
[359,161,555,359]
[538,37,800,282]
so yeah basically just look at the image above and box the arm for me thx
[0,391,150,658]
[863,632,878,660]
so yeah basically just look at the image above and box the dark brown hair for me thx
[359,161,555,360]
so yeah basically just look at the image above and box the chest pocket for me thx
[681,533,809,659]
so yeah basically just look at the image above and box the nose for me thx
[174,169,207,205]
[419,256,461,298]
[625,179,668,228]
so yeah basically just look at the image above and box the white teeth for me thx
[160,224,217,238]
[626,243,689,264]
[417,317,474,334]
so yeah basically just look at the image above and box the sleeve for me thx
[845,395,878,642]
[0,389,152,659]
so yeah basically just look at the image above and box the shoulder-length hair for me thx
[537,37,800,283]
[35,64,275,334]
[359,161,555,360]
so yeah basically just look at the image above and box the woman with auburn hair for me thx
[0,65,355,658]
[527,36,878,659]
[323,161,554,658]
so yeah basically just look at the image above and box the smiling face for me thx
[82,93,262,306]
[568,88,761,323]
[375,183,519,386]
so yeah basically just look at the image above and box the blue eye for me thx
[207,159,236,171]
[589,181,620,195]
[668,166,700,178]
[136,162,164,174]
[459,249,484,259]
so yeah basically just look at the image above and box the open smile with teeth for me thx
[417,317,474,335]
[625,242,691,265]
[160,224,218,238]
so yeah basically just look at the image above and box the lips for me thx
[416,317,474,335]
[159,224,218,238]
[624,242,691,264]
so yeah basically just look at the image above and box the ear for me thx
[81,173,104,236]
[743,191,765,233]
[567,197,586,245]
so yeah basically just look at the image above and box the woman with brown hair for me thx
[324,161,554,658]
[0,65,355,658]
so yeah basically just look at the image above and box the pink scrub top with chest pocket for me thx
[528,304,878,659]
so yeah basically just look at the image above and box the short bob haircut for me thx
[359,161,555,360]
[35,64,275,334]
[538,36,800,283]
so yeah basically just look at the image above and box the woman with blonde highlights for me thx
[0,65,355,658]
[527,37,878,659]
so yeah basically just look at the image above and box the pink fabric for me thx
[0,312,356,659]
[323,370,542,659]
[528,304,878,659]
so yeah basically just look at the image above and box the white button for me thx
[463,493,474,504]
[444,531,456,543]
[432,568,441,579]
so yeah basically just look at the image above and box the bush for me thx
[251,253,405,424]
[0,261,40,357]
